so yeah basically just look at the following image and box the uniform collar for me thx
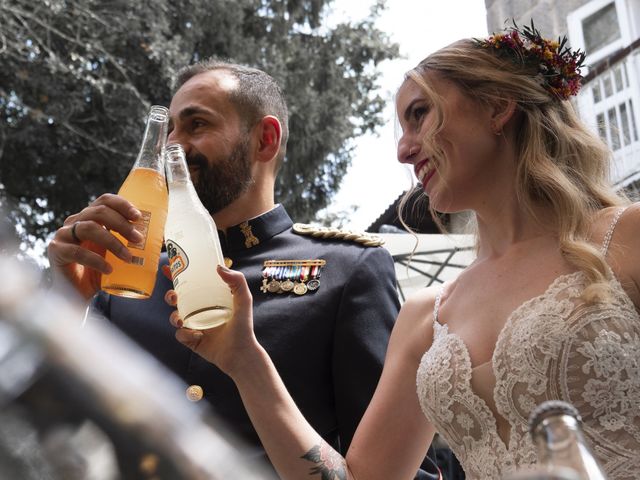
[220,204,292,252]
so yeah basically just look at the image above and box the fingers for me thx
[216,265,253,317]
[164,289,177,307]
[169,309,183,328]
[49,240,114,275]
[175,328,204,351]
[66,193,143,245]
[49,194,144,270]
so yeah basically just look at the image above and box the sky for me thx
[324,0,489,230]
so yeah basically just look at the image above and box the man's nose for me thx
[167,132,191,156]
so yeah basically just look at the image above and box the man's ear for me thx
[255,115,282,163]
[490,99,517,135]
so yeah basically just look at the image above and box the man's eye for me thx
[192,119,206,129]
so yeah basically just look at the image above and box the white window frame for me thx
[567,0,633,69]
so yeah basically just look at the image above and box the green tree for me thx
[0,0,398,258]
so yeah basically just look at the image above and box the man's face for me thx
[168,70,254,214]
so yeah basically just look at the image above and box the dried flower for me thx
[475,20,586,100]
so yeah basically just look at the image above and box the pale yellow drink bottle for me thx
[100,105,169,299]
[164,144,233,329]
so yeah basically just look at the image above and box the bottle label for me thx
[166,239,189,284]
[127,210,152,251]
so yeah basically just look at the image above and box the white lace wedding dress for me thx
[416,208,640,479]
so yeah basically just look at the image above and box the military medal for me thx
[307,265,321,291]
[280,279,294,292]
[261,259,326,296]
[267,279,281,293]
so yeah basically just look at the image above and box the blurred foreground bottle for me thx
[164,144,233,329]
[525,400,607,480]
[101,105,169,299]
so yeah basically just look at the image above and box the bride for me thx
[167,23,640,479]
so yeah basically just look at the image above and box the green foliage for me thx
[0,0,398,254]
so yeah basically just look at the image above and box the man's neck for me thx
[212,192,275,232]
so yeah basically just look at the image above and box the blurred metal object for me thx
[0,231,272,478]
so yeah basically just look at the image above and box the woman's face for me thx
[396,74,499,213]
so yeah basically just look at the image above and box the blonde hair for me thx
[406,39,629,301]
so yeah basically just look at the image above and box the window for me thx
[567,0,632,65]
[582,2,621,53]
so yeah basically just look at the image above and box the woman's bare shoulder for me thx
[390,285,442,361]
[593,203,640,306]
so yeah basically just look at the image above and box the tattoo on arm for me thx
[301,442,348,480]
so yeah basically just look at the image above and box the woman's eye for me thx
[413,107,428,122]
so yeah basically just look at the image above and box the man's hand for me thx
[47,193,143,299]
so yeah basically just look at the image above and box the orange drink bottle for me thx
[100,105,169,299]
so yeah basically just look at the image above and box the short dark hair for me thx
[174,59,289,168]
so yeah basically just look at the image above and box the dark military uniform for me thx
[94,205,439,478]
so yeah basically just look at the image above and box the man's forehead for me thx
[184,69,239,93]
[170,69,239,116]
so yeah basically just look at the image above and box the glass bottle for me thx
[527,400,607,480]
[164,144,233,329]
[100,105,169,299]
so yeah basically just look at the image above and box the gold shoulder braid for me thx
[292,223,384,247]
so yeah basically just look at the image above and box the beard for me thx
[188,138,253,214]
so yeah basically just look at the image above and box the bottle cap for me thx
[528,400,582,434]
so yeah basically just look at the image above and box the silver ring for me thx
[71,221,81,244]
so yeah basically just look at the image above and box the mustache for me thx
[185,152,207,168]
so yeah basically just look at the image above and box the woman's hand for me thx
[166,265,261,377]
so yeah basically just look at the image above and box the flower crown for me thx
[475,20,586,100]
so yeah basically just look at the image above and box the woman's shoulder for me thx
[590,203,640,245]
[593,203,640,307]
[390,285,443,360]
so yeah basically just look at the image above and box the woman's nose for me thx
[397,137,420,165]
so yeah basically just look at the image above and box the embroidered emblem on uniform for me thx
[239,221,260,248]
[260,259,326,295]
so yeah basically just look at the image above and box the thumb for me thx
[217,265,252,317]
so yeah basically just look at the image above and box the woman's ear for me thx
[255,115,282,164]
[490,99,517,135]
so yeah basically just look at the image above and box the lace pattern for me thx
[416,209,640,479]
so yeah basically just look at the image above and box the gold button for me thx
[186,384,204,402]
[138,453,159,475]
[224,257,233,268]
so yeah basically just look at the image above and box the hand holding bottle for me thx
[166,266,263,377]
[48,193,144,299]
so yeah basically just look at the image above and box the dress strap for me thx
[601,207,627,256]
[433,286,444,324]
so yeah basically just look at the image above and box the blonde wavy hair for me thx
[404,38,629,302]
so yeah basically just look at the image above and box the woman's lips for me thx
[415,158,435,185]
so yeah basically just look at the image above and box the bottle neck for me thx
[133,106,169,174]
[533,416,605,479]
[165,146,198,196]
[534,416,582,455]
